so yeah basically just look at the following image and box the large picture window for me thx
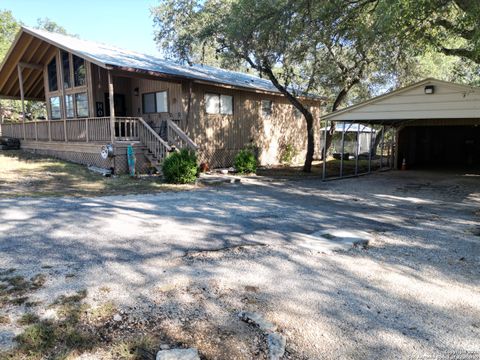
[142,91,168,113]
[61,51,71,89]
[49,96,61,119]
[205,93,233,115]
[65,94,74,118]
[47,57,58,92]
[75,93,89,117]
[73,55,86,87]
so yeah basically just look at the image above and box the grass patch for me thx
[89,301,117,321]
[0,314,10,324]
[109,336,157,360]
[0,273,47,306]
[0,150,197,198]
[18,313,40,326]
[257,158,389,179]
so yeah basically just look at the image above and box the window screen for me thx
[262,100,272,116]
[220,95,233,115]
[50,96,61,119]
[205,93,233,114]
[205,93,220,114]
[155,91,168,112]
[142,93,156,113]
[47,57,58,92]
[65,95,74,118]
[75,92,89,117]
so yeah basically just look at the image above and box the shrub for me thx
[279,144,297,165]
[234,148,257,174]
[162,149,198,184]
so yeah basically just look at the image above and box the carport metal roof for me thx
[323,78,480,125]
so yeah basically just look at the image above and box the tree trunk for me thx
[370,126,384,156]
[304,111,315,172]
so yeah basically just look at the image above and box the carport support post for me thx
[17,64,26,141]
[368,124,373,173]
[380,125,385,169]
[355,123,360,176]
[322,119,328,180]
[340,121,346,177]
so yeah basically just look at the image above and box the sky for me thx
[2,0,162,56]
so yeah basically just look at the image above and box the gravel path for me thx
[1,170,479,359]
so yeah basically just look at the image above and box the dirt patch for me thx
[0,150,197,198]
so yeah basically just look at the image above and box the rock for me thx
[238,311,277,332]
[160,344,170,350]
[267,333,286,360]
[156,348,200,360]
[113,314,122,322]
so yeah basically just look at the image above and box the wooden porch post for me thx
[17,64,26,141]
[57,50,68,142]
[107,70,115,143]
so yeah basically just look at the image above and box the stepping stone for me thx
[291,229,371,253]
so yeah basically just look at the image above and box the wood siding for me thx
[185,83,322,166]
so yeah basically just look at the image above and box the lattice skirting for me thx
[197,149,239,169]
[22,144,151,175]
[26,148,114,170]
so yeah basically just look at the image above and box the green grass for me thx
[0,272,47,306]
[0,150,197,198]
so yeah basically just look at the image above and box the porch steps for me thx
[143,150,163,174]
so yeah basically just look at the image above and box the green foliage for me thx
[36,17,68,35]
[280,144,297,165]
[234,148,257,174]
[162,149,198,184]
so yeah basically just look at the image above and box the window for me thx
[75,92,89,117]
[49,96,61,119]
[47,57,58,92]
[73,55,86,87]
[220,95,233,115]
[205,93,233,115]
[142,91,168,113]
[262,100,273,117]
[61,51,71,89]
[65,95,74,118]
[293,107,302,119]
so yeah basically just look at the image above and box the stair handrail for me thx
[137,117,172,163]
[166,119,198,151]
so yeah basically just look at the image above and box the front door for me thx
[104,93,126,117]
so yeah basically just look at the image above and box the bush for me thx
[234,148,257,174]
[162,149,198,184]
[279,144,297,165]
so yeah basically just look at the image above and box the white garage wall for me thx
[324,79,480,121]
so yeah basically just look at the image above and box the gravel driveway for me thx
[1,170,479,359]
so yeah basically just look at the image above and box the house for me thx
[323,78,480,170]
[0,27,323,173]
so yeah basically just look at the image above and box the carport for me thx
[322,78,480,178]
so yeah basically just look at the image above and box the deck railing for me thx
[0,117,140,143]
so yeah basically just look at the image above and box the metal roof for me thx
[320,123,375,133]
[20,27,320,98]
